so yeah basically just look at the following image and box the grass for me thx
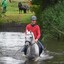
[0,1,34,24]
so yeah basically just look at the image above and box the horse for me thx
[18,2,29,14]
[25,30,39,60]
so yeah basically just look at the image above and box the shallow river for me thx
[0,32,64,64]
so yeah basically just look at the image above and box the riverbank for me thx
[0,22,27,32]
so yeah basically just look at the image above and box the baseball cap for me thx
[31,16,37,21]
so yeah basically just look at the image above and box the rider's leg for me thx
[37,42,42,55]
[21,45,28,55]
[24,45,28,55]
[37,40,45,55]
[38,40,45,50]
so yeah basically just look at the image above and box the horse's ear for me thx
[26,30,30,34]
[26,30,29,33]
[25,30,28,34]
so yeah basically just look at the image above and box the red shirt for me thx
[26,24,41,39]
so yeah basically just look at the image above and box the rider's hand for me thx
[35,39,38,43]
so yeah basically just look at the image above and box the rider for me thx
[23,16,45,55]
[2,0,7,13]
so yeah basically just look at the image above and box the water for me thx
[43,39,64,64]
[0,32,64,64]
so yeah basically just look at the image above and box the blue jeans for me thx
[38,40,45,49]
[37,40,45,55]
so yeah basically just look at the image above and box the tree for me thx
[9,0,11,3]
[31,0,64,40]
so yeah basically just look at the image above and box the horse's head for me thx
[18,2,22,7]
[25,30,35,46]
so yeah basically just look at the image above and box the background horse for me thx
[18,2,29,14]
[25,31,39,60]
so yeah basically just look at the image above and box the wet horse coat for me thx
[25,31,39,60]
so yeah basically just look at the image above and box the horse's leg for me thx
[23,9,24,13]
[24,9,26,13]
[25,9,27,13]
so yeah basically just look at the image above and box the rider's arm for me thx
[35,26,41,43]
[26,25,29,31]
[36,26,41,40]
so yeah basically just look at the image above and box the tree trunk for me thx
[9,0,11,3]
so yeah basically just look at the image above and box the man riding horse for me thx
[23,16,45,56]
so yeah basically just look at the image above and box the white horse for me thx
[25,30,39,60]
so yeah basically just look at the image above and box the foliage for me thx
[32,0,59,9]
[32,0,64,40]
[30,5,40,12]
[0,1,33,24]
[0,14,32,23]
[42,1,64,40]
[0,3,2,17]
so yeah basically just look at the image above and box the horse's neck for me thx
[32,33,35,43]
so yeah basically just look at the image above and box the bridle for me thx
[25,40,35,46]
[25,32,35,46]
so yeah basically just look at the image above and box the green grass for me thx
[0,14,33,23]
[0,1,34,24]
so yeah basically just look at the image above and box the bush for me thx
[0,14,33,24]
[0,3,2,17]
[41,1,64,40]
[31,0,64,40]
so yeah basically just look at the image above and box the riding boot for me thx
[23,45,28,55]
